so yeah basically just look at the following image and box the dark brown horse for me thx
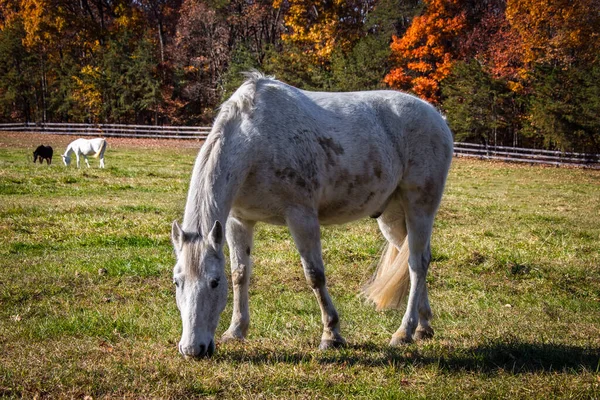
[33,145,53,165]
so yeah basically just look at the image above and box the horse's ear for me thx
[209,220,224,251]
[171,220,184,255]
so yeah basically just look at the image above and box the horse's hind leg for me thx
[415,286,434,340]
[99,157,105,168]
[287,208,346,350]
[388,212,434,345]
[390,193,438,345]
[377,196,435,344]
[222,216,255,341]
[84,156,90,168]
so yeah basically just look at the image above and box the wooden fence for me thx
[0,122,210,140]
[2,122,599,168]
[453,142,600,169]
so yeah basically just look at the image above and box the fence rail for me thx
[2,122,599,168]
[453,142,600,169]
[0,122,210,140]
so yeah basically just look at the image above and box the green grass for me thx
[1,133,599,398]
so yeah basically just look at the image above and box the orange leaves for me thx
[384,0,468,103]
[407,61,432,73]
[383,67,411,87]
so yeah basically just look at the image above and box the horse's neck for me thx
[64,144,76,156]
[182,134,246,236]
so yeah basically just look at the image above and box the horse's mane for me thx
[183,71,271,236]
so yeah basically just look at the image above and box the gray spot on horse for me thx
[318,137,345,167]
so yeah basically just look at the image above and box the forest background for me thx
[0,0,599,152]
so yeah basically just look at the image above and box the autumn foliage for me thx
[384,0,467,103]
[274,0,374,64]
[0,0,598,151]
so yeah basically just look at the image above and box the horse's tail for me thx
[361,239,410,311]
[93,139,107,158]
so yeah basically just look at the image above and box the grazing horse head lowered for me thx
[61,138,107,168]
[172,71,453,358]
[171,220,227,358]
[33,145,53,165]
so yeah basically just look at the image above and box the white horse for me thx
[61,138,107,168]
[171,72,453,358]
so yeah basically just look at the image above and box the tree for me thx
[0,17,38,121]
[506,0,600,68]
[329,33,390,91]
[170,0,230,122]
[459,0,523,86]
[138,0,182,64]
[524,63,600,153]
[273,0,376,65]
[442,60,519,145]
[384,0,468,103]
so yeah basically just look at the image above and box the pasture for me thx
[1,132,599,398]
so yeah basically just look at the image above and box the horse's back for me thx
[69,138,105,155]
[226,76,452,225]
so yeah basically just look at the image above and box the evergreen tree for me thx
[0,19,38,122]
[219,43,261,102]
[442,60,519,145]
[525,63,600,153]
[330,32,390,91]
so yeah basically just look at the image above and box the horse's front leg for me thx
[75,154,80,168]
[222,216,255,342]
[287,208,346,350]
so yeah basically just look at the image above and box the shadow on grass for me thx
[218,339,600,374]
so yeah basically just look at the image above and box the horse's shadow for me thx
[217,339,600,374]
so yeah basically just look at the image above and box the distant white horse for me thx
[171,72,453,358]
[61,138,107,168]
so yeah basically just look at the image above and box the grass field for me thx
[1,132,599,399]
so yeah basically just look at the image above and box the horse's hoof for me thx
[319,338,346,350]
[414,326,434,341]
[221,331,245,343]
[389,332,413,346]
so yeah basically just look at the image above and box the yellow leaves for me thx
[72,65,102,119]
[114,3,143,30]
[20,0,47,48]
[19,0,68,49]
[506,0,600,66]
[278,0,364,65]
[0,0,21,29]
[507,80,524,93]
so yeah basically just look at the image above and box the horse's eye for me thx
[209,278,220,289]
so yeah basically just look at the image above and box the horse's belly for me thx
[317,186,392,225]
[230,206,287,225]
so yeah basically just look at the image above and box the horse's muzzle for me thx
[179,340,215,359]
